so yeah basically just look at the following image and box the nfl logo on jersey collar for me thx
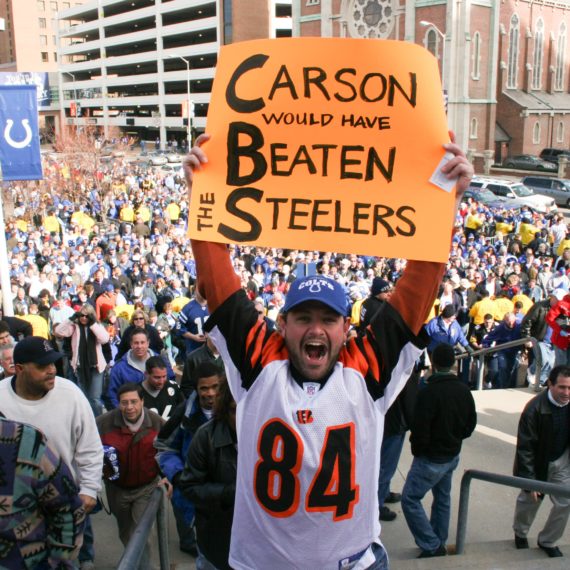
[283,276,348,316]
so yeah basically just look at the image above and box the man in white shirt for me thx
[0,337,103,569]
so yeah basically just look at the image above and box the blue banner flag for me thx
[0,85,43,180]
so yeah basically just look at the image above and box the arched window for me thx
[557,121,565,143]
[507,15,520,88]
[556,23,567,90]
[472,31,481,79]
[470,118,478,139]
[533,121,541,144]
[532,19,544,89]
[425,28,438,58]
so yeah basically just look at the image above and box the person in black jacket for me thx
[358,277,393,333]
[513,365,570,558]
[521,291,563,389]
[179,379,237,570]
[180,334,224,398]
[401,343,477,559]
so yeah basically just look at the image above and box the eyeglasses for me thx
[133,317,145,321]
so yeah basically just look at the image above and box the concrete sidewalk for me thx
[91,387,568,568]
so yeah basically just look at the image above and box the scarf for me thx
[77,323,98,387]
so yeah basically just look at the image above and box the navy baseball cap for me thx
[283,276,347,316]
[14,337,63,366]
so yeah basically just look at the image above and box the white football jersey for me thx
[208,289,422,569]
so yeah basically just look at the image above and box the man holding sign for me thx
[184,38,472,569]
[184,138,472,570]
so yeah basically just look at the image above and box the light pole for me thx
[63,71,78,118]
[420,20,446,91]
[169,53,194,147]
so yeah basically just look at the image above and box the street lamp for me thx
[420,20,446,90]
[63,71,78,117]
[169,53,194,147]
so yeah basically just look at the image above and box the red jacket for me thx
[546,295,570,350]
[97,408,163,489]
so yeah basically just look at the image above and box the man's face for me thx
[0,331,11,346]
[15,362,57,399]
[130,333,149,359]
[146,366,167,391]
[197,374,222,410]
[119,390,144,423]
[279,301,349,381]
[549,375,570,406]
[0,349,15,375]
[378,290,393,301]
[504,314,516,328]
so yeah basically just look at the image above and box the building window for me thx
[557,121,565,143]
[472,31,481,80]
[40,35,47,47]
[52,35,57,46]
[470,118,478,139]
[306,0,320,5]
[62,2,70,8]
[507,14,520,89]
[533,121,541,144]
[532,19,544,90]
[51,1,58,10]
[347,0,396,39]
[556,23,567,91]
[41,52,49,62]
[37,1,45,10]
[39,18,46,28]
[425,29,439,58]
[53,52,58,62]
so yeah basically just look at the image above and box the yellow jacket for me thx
[469,298,496,325]
[518,223,539,246]
[493,297,514,321]
[21,314,49,339]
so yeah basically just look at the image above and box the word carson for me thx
[217,53,419,242]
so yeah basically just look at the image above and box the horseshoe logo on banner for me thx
[4,118,33,149]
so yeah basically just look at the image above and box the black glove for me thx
[70,311,81,323]
[87,314,96,326]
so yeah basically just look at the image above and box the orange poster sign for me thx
[188,38,455,262]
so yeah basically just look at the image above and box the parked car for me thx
[502,154,557,172]
[463,188,519,210]
[166,152,183,163]
[469,177,557,213]
[149,151,168,166]
[521,176,570,207]
[539,148,570,164]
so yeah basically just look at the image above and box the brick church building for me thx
[295,0,570,164]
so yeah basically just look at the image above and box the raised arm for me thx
[184,134,240,313]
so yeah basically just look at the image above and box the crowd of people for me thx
[0,137,569,567]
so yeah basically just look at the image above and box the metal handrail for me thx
[454,337,541,391]
[116,486,170,570]
[456,469,570,554]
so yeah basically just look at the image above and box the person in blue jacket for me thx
[154,361,223,555]
[425,305,471,354]
[483,312,522,388]
[107,328,175,408]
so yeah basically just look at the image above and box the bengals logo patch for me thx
[296,410,314,424]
